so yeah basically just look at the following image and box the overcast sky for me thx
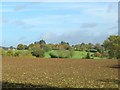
[1,2,118,47]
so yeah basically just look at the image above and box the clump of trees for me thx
[1,35,120,59]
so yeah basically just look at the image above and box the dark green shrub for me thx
[86,52,91,59]
[6,50,14,56]
[31,47,45,57]
[14,52,20,57]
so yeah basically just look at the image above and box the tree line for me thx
[1,35,120,59]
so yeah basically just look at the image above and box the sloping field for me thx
[2,57,119,88]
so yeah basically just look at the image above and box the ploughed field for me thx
[2,57,119,88]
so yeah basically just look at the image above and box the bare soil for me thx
[2,57,119,88]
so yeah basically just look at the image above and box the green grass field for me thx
[71,51,87,59]
[45,50,98,59]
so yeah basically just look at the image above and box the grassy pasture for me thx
[45,50,89,58]
[45,50,101,59]
[2,57,119,88]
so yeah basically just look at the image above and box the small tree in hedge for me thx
[86,52,91,59]
[31,47,45,57]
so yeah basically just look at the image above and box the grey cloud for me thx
[40,29,111,45]
[9,20,35,28]
[14,2,42,12]
[14,5,27,11]
[80,23,98,28]
[15,20,26,26]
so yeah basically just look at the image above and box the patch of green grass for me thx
[45,51,51,58]
[72,51,87,59]
[45,50,54,58]
[45,50,89,59]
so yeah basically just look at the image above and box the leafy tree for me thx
[39,40,46,45]
[74,44,81,51]
[44,45,52,52]
[52,44,59,50]
[103,35,120,59]
[59,41,70,50]
[94,43,104,53]
[60,41,69,45]
[24,45,28,50]
[28,43,34,50]
[17,44,25,50]
[38,40,46,49]
[88,43,94,49]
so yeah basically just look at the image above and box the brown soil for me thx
[2,57,119,88]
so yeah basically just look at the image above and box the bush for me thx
[31,47,45,57]
[86,52,91,59]
[1,49,6,56]
[6,50,14,56]
[94,52,101,57]
[14,52,20,57]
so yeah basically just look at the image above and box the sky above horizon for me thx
[1,2,118,47]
